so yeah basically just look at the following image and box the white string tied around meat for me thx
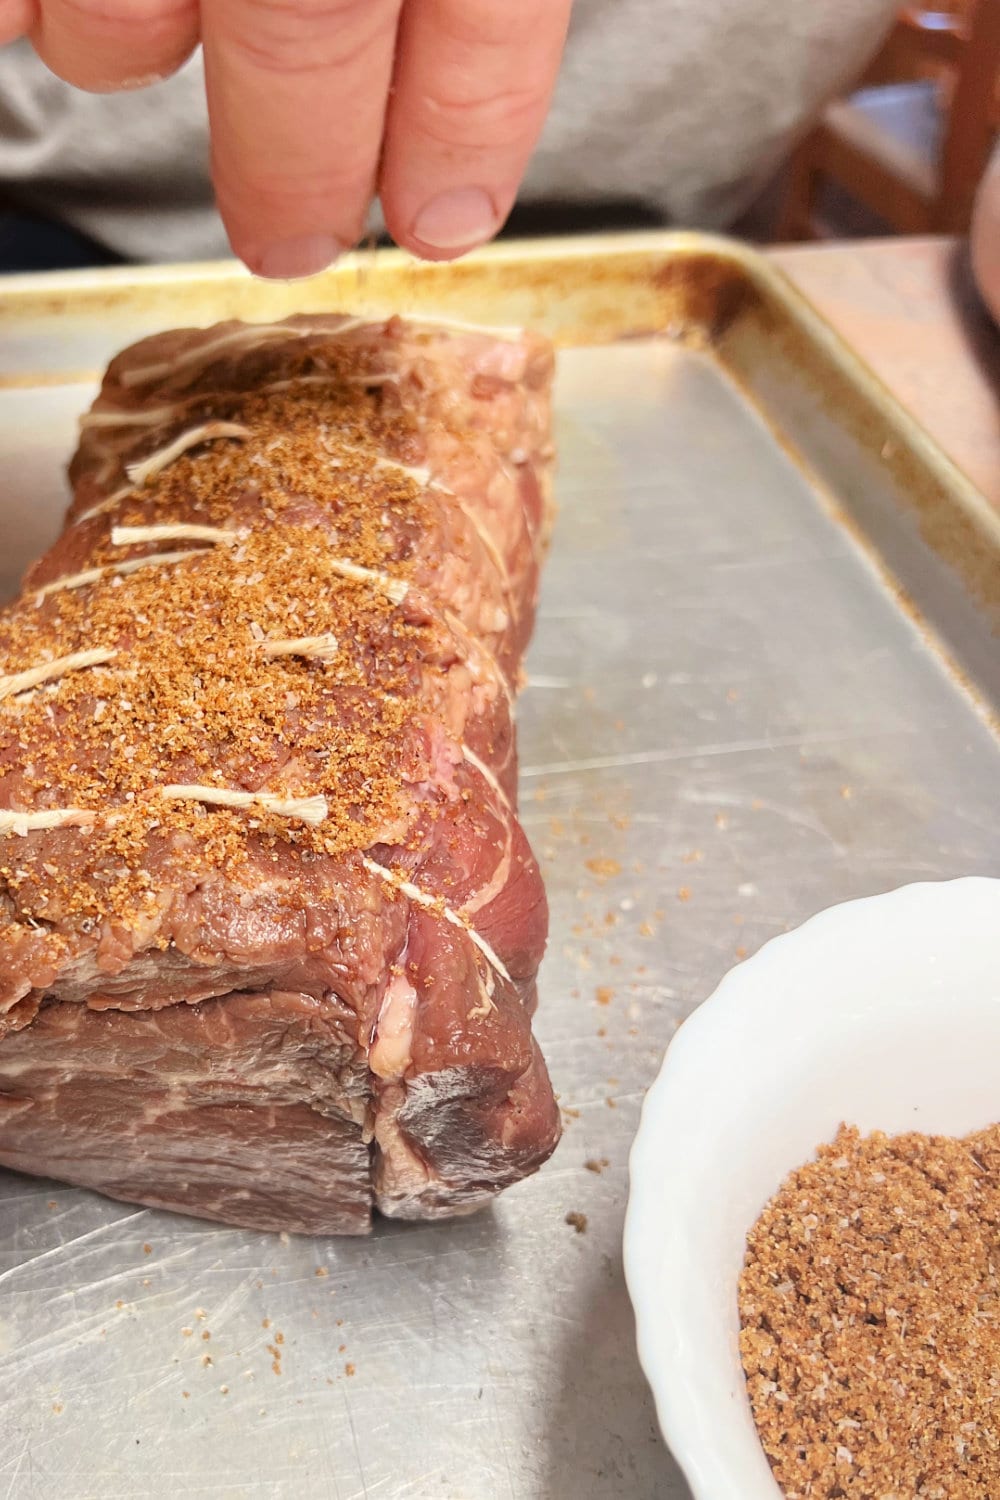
[126,422,252,486]
[361,855,511,984]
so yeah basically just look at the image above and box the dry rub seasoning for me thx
[0,350,437,925]
[739,1122,1000,1498]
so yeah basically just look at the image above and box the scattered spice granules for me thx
[739,1121,1000,1499]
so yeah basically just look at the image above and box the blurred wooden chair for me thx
[781,0,1000,237]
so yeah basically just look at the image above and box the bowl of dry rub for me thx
[624,876,1000,1500]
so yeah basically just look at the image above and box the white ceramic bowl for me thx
[624,877,1000,1500]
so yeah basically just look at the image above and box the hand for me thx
[0,0,573,277]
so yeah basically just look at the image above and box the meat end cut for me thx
[0,313,561,1234]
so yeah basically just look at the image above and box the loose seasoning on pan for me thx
[739,1122,1000,1498]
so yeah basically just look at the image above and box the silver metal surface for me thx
[1,257,999,1498]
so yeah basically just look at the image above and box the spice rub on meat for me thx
[0,313,560,1235]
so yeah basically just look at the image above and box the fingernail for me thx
[253,234,341,281]
[411,188,498,251]
[117,72,170,91]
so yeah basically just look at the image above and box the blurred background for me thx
[754,0,1000,241]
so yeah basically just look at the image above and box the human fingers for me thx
[379,0,573,259]
[202,0,403,277]
[0,0,36,48]
[26,0,198,91]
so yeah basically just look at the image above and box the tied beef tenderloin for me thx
[0,314,560,1234]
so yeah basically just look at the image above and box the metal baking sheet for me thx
[0,234,997,1500]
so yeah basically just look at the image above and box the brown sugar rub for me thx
[739,1122,1000,1499]
[0,314,560,1234]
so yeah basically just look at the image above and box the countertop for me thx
[771,236,1000,512]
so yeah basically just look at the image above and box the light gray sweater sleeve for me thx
[0,0,895,262]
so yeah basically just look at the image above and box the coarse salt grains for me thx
[738,1121,1000,1498]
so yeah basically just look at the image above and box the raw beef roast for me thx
[0,314,560,1234]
